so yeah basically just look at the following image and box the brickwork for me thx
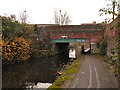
[34,20,120,58]
[43,24,105,41]
[35,23,105,55]
[104,16,120,57]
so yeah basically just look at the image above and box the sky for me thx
[0,0,114,25]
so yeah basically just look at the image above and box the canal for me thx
[2,52,71,89]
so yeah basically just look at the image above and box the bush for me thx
[2,37,31,64]
[98,39,107,55]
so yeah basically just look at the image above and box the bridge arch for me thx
[35,24,105,55]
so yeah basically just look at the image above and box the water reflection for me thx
[26,82,52,89]
[2,52,70,88]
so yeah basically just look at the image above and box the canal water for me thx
[2,52,71,89]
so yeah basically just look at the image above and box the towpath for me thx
[70,55,118,88]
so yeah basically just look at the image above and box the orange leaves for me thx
[2,37,31,64]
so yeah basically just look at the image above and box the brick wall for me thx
[104,16,120,57]
[46,24,104,41]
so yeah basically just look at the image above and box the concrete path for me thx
[70,55,118,88]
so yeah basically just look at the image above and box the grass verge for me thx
[97,55,119,76]
[47,56,83,89]
[96,55,120,87]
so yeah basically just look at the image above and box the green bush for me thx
[98,39,107,55]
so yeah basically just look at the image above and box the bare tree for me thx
[19,10,28,24]
[54,9,71,25]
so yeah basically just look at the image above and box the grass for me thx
[92,53,120,86]
[97,55,120,80]
[65,58,81,74]
[48,74,69,89]
[47,56,82,89]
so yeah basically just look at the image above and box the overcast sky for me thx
[0,0,113,25]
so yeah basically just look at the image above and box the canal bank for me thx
[47,55,84,89]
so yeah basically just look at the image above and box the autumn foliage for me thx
[2,37,31,64]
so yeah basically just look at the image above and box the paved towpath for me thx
[70,55,118,88]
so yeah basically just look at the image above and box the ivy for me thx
[114,22,120,79]
[98,39,107,55]
[113,22,120,28]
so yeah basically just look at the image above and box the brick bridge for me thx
[35,23,105,54]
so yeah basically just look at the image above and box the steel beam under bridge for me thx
[51,39,90,43]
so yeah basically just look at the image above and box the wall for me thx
[104,16,120,58]
[47,25,104,40]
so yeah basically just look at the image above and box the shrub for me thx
[2,37,31,64]
[98,39,107,55]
